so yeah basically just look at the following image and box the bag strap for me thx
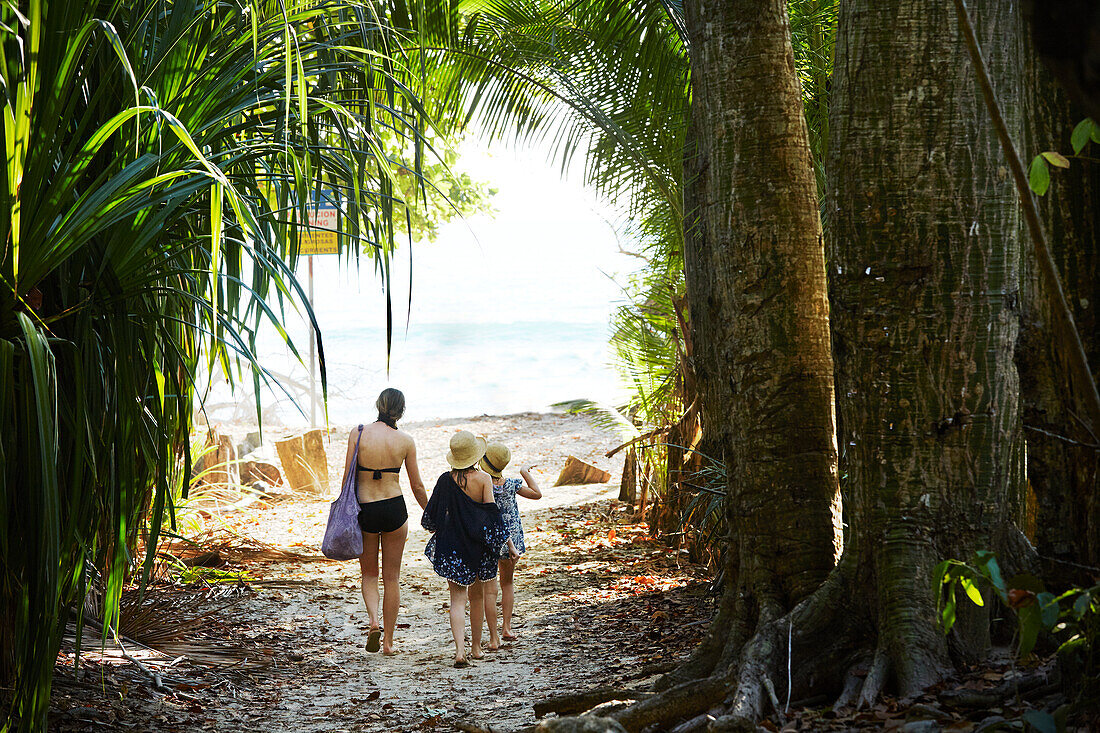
[345,425,365,499]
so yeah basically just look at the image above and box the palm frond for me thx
[552,398,641,442]
[0,2,436,727]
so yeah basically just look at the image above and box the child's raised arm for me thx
[517,465,542,500]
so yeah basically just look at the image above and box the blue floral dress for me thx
[422,472,506,586]
[493,478,526,559]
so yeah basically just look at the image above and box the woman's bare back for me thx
[454,469,495,504]
[353,422,412,503]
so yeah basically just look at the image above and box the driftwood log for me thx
[274,429,328,493]
[534,687,651,718]
[553,456,612,487]
[535,716,628,733]
[240,457,283,488]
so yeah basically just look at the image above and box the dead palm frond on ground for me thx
[67,586,271,672]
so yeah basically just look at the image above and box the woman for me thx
[421,430,506,667]
[337,387,426,655]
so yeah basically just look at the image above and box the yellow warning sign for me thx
[299,204,339,255]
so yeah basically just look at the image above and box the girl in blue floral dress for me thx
[479,442,542,647]
[422,430,506,666]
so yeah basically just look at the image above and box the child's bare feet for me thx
[382,643,396,656]
[471,646,484,659]
[453,656,469,668]
[501,630,518,642]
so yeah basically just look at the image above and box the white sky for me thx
[303,139,636,327]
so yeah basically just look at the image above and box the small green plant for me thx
[1028,117,1100,195]
[936,552,1100,730]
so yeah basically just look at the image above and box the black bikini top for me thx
[358,464,400,480]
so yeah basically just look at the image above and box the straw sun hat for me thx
[479,442,511,479]
[446,430,487,470]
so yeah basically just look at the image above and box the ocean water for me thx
[201,319,626,427]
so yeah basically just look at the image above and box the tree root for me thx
[597,566,860,731]
[617,660,678,684]
[855,644,889,710]
[938,667,1058,709]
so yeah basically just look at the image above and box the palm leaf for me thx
[0,2,437,727]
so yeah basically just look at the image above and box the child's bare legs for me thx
[499,557,518,639]
[469,580,486,658]
[379,522,408,654]
[483,577,500,650]
[447,581,469,664]
[358,532,382,632]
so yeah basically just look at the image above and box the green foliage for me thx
[0,2,433,728]
[937,553,1100,729]
[552,399,641,443]
[1029,154,1052,195]
[1070,118,1100,155]
[1029,116,1098,196]
[385,123,497,242]
[936,552,1100,666]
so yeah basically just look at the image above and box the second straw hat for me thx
[480,442,512,478]
[446,430,487,470]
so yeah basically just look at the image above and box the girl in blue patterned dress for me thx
[479,442,542,647]
[422,430,506,667]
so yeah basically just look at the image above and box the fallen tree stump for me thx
[534,687,651,718]
[192,428,239,488]
[553,456,612,487]
[275,429,328,493]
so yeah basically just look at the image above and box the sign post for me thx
[299,193,340,428]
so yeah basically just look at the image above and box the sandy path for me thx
[209,413,634,732]
[49,412,712,733]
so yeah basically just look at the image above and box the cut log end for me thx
[554,456,612,487]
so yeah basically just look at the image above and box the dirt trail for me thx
[201,413,707,732]
[47,413,711,732]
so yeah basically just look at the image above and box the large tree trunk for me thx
[675,0,842,682]
[828,0,1026,696]
[1017,39,1100,584]
[596,3,1037,730]
[606,3,1033,730]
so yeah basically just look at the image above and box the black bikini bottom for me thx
[357,495,408,534]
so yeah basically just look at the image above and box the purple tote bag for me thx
[322,425,364,560]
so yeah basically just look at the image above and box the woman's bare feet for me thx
[471,644,484,660]
[501,630,518,642]
[453,656,470,668]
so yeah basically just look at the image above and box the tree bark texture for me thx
[829,0,1025,696]
[1016,35,1100,582]
[682,0,842,636]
